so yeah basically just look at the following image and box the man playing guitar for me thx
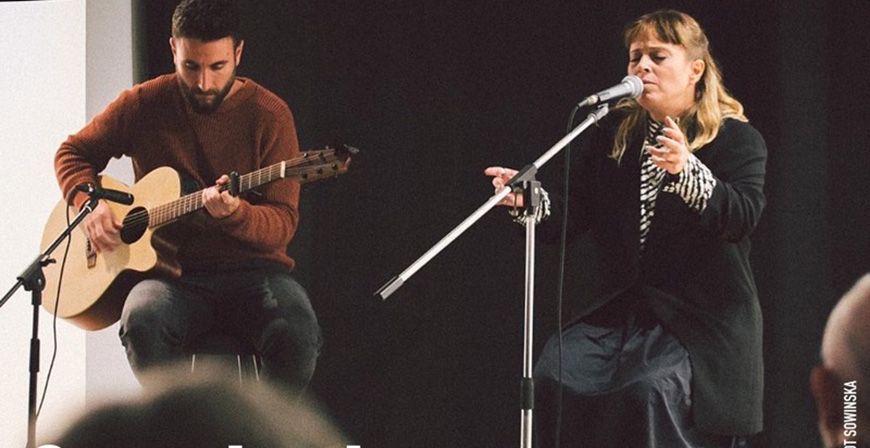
[53,0,322,392]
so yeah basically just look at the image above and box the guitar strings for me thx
[117,150,341,229]
[120,163,339,228]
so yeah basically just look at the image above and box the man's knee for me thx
[122,280,173,324]
[120,279,190,345]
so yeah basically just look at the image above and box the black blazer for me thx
[544,113,767,435]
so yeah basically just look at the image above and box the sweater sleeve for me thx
[55,88,137,209]
[212,102,300,251]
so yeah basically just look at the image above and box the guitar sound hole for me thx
[120,207,148,244]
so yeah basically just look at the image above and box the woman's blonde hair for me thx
[611,9,746,161]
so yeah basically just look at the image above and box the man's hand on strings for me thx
[203,174,241,219]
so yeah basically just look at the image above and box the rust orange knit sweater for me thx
[55,74,300,271]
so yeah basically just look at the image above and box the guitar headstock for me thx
[292,143,358,184]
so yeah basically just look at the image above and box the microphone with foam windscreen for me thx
[577,75,644,108]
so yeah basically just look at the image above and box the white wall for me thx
[0,1,139,445]
[0,1,88,445]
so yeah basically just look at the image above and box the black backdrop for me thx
[136,1,870,446]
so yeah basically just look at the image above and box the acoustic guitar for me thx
[40,145,355,330]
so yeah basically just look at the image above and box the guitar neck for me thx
[147,162,284,227]
[146,148,343,228]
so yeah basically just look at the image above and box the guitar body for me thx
[41,167,184,330]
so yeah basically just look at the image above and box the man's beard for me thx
[178,71,236,115]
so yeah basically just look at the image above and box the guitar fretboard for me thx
[146,149,338,227]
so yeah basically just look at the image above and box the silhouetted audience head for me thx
[812,274,870,448]
[47,361,347,448]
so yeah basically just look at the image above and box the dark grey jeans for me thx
[118,264,322,391]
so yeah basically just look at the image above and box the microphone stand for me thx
[0,195,99,448]
[376,103,610,448]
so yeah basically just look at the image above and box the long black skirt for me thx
[533,313,746,448]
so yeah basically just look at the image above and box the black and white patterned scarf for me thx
[638,119,717,255]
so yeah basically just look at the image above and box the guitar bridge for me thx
[86,238,97,268]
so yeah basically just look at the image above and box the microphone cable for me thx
[552,104,582,448]
[37,202,73,418]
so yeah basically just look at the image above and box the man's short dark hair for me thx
[172,0,241,47]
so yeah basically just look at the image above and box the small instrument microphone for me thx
[76,183,135,205]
